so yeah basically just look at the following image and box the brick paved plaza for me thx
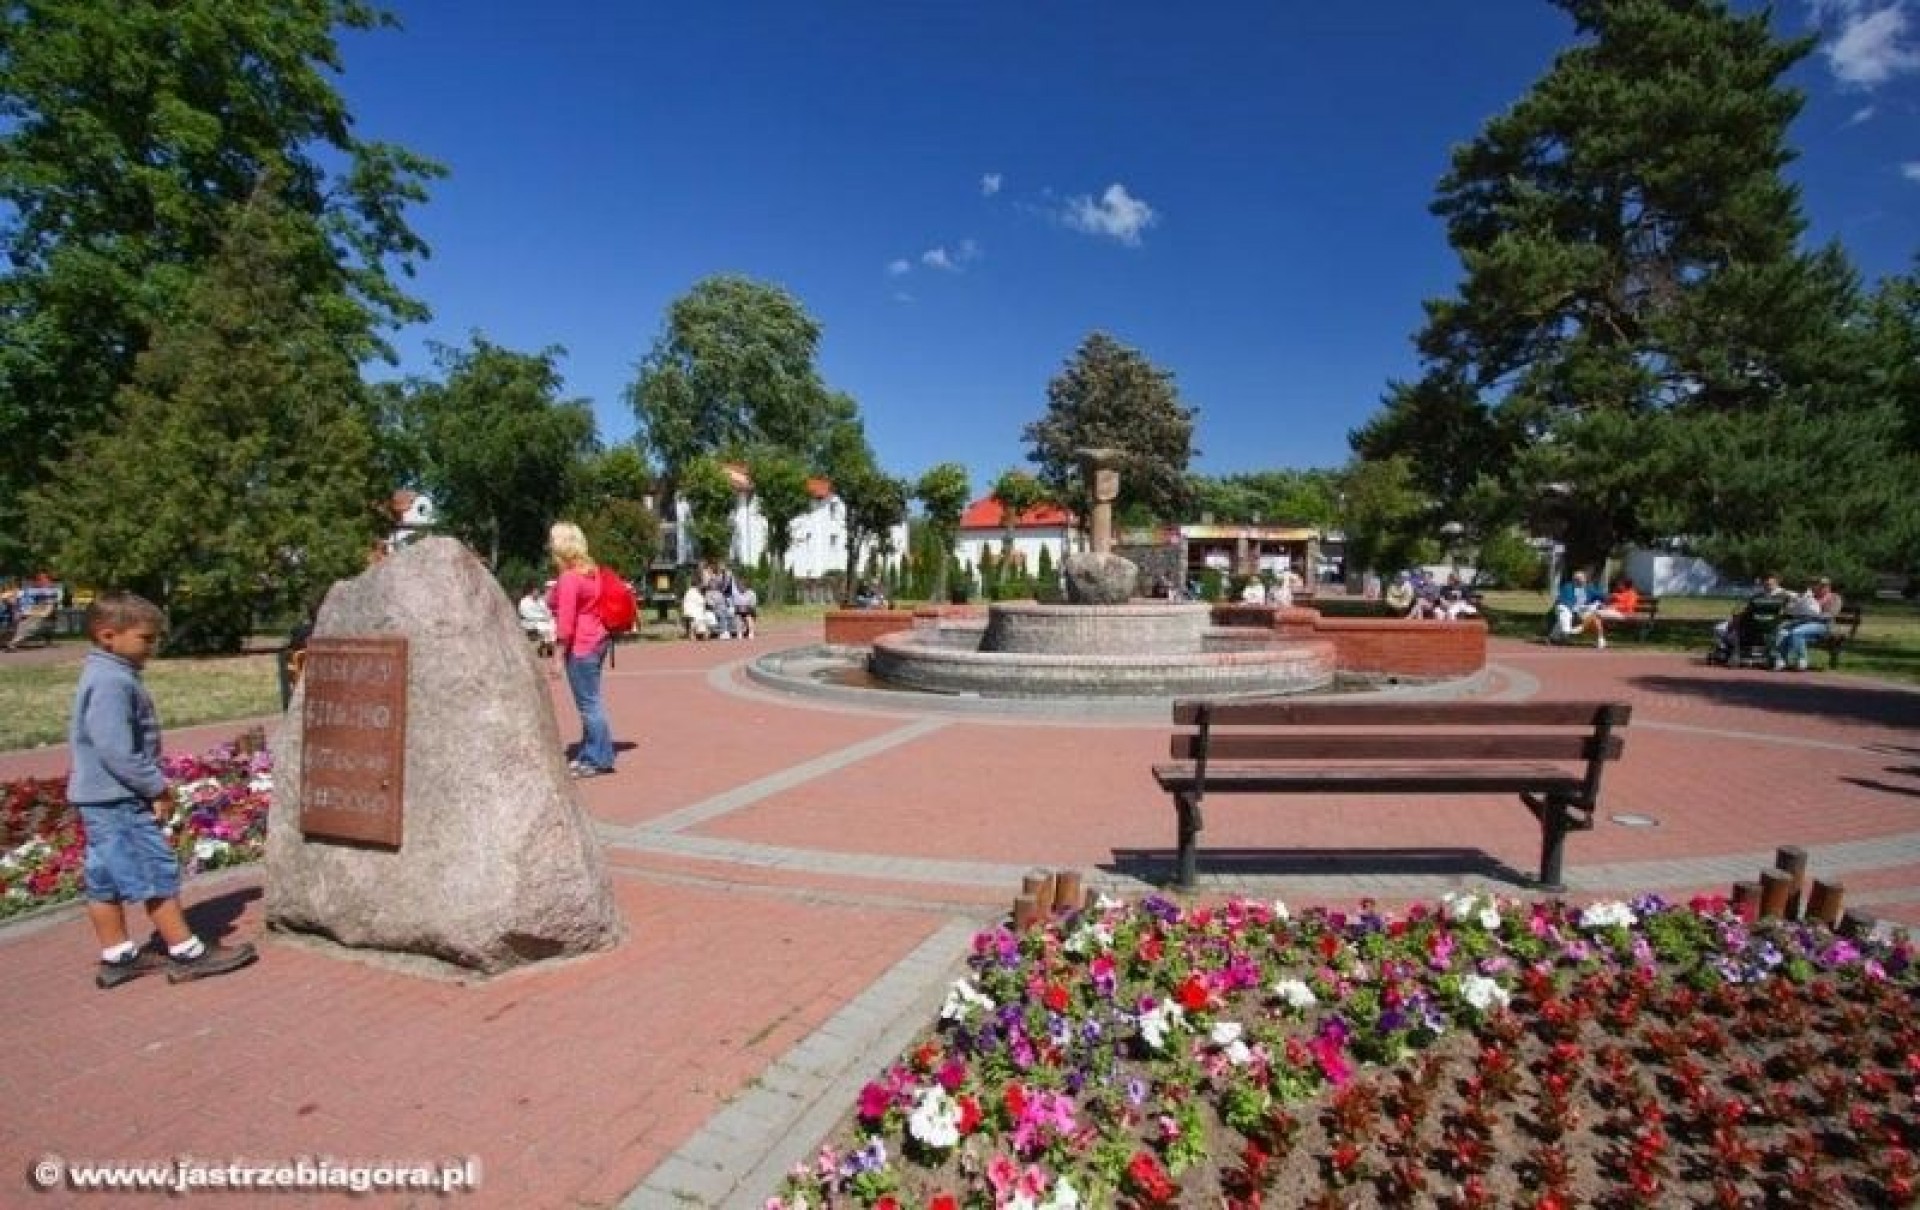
[2,621,1916,1207]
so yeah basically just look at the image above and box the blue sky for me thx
[337,1,1920,495]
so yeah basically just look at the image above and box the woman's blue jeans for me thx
[564,641,614,770]
[1775,620,1830,666]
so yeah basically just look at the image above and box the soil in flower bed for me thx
[775,895,1918,1209]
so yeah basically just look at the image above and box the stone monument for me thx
[1063,447,1139,605]
[266,536,622,976]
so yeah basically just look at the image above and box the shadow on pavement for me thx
[1107,847,1538,891]
[183,884,261,943]
[1628,674,1920,731]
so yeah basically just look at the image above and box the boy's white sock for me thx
[168,936,206,960]
[101,941,138,963]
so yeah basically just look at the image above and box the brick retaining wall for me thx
[825,606,1486,680]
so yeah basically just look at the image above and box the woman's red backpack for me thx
[593,567,639,634]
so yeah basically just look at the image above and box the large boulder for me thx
[1063,551,1140,605]
[266,537,622,975]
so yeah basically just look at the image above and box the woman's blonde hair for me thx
[548,522,594,571]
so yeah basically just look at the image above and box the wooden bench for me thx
[1807,605,1863,670]
[1620,597,1659,641]
[1153,699,1632,893]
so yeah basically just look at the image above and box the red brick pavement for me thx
[3,625,1916,1206]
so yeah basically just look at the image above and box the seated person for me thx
[517,582,557,657]
[1436,573,1477,621]
[1578,576,1640,648]
[852,580,888,609]
[4,581,59,651]
[1384,573,1417,616]
[1711,572,1792,662]
[731,582,758,639]
[1240,577,1267,605]
[681,583,714,640]
[1771,576,1842,672]
[1548,571,1605,645]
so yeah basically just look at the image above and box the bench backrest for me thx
[1171,699,1632,801]
[1832,605,1863,636]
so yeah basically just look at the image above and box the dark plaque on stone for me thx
[299,635,408,847]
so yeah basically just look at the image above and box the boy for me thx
[70,592,256,988]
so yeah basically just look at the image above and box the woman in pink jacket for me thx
[548,522,614,777]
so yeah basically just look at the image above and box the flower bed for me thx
[774,893,1918,1209]
[0,730,272,919]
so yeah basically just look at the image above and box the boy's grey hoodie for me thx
[66,649,166,805]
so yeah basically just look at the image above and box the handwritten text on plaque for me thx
[299,635,408,847]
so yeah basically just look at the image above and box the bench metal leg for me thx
[1174,793,1203,889]
[1536,799,1571,894]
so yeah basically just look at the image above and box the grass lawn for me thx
[0,643,281,752]
[1473,590,1920,686]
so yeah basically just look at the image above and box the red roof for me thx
[723,463,834,500]
[959,497,1076,530]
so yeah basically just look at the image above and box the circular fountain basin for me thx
[869,600,1336,699]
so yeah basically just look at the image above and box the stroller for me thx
[1706,596,1785,668]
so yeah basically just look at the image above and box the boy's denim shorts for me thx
[79,800,181,903]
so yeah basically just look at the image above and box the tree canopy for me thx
[25,189,387,651]
[0,0,442,570]
[1025,332,1196,527]
[403,336,598,574]
[627,275,847,498]
[914,462,970,598]
[748,450,815,603]
[1351,0,1919,585]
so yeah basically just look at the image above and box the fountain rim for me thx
[743,643,1494,720]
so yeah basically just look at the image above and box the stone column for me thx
[1078,448,1121,556]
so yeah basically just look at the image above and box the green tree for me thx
[0,0,442,570]
[1338,457,1437,582]
[627,275,842,505]
[1359,0,1869,574]
[914,462,970,601]
[747,449,814,605]
[573,445,660,581]
[1024,332,1196,525]
[24,190,386,651]
[680,455,737,567]
[407,336,597,572]
[989,469,1047,570]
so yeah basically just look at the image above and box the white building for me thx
[674,465,907,579]
[954,497,1083,578]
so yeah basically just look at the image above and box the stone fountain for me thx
[865,450,1337,698]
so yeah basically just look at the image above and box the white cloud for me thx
[919,241,982,272]
[1062,183,1158,246]
[1812,1,1920,87]
[981,172,1003,197]
[886,258,912,277]
[1847,103,1877,123]
[1902,161,1920,182]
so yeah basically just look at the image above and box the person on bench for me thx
[1548,571,1604,645]
[1584,576,1640,649]
[1771,576,1841,672]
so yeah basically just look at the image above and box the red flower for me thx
[1175,974,1211,1012]
[1043,983,1070,1013]
[1125,1151,1177,1204]
[1140,933,1164,962]
[956,1094,981,1135]
[929,1197,958,1210]
[875,1198,899,1210]
[1004,1082,1028,1121]
[1317,933,1340,960]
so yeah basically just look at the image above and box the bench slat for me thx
[1154,762,1582,795]
[1169,733,1625,762]
[1170,700,1631,728]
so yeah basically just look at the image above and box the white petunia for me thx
[1579,900,1637,931]
[1137,1001,1186,1051]
[1460,974,1510,1012]
[1478,903,1502,931]
[1271,899,1291,921]
[939,977,995,1023]
[907,1086,962,1150]
[1210,1021,1244,1047]
[1040,1176,1082,1209]
[193,837,231,863]
[1273,978,1318,1009]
